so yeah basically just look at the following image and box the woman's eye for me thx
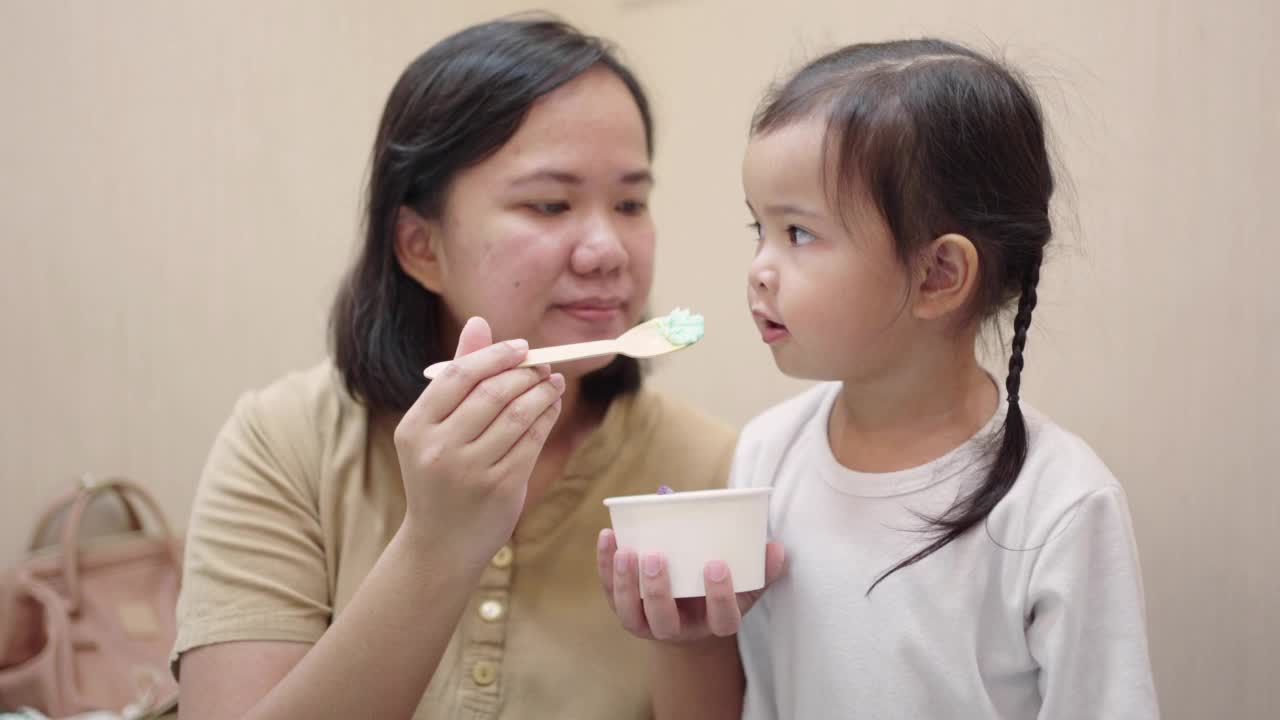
[528,202,570,215]
[788,226,816,246]
[747,221,762,241]
[617,200,648,215]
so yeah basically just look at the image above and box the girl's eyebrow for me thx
[746,199,822,219]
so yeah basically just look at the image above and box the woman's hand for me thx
[597,528,786,642]
[393,316,564,573]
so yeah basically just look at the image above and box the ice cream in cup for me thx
[603,486,772,598]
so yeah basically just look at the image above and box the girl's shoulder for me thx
[1021,404,1123,496]
[987,404,1130,548]
[742,383,838,442]
[730,382,840,487]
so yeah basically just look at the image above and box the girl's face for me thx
[402,68,655,378]
[742,118,920,383]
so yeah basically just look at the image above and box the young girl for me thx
[598,39,1159,718]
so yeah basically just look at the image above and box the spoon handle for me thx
[521,339,619,367]
[422,339,619,380]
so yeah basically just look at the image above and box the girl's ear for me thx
[394,205,446,293]
[911,233,980,321]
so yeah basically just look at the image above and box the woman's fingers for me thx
[409,339,531,426]
[639,554,682,640]
[703,561,743,636]
[611,548,650,638]
[764,541,786,584]
[453,316,493,358]
[604,541,787,643]
[489,392,563,476]
[737,541,787,612]
[597,530,619,607]
[466,372,564,461]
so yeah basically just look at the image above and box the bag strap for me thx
[58,477,181,615]
[11,567,84,716]
[0,567,17,667]
[29,474,143,552]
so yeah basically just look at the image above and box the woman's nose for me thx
[570,215,628,277]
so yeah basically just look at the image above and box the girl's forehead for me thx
[746,118,827,155]
[743,120,843,209]
[745,123,890,239]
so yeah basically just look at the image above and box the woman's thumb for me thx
[454,316,494,358]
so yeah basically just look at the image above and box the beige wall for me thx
[2,0,1275,716]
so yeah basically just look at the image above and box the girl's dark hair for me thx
[330,17,651,414]
[753,39,1053,592]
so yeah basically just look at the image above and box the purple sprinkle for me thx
[657,484,674,495]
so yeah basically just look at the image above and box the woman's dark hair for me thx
[753,39,1054,592]
[330,16,651,414]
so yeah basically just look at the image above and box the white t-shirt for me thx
[732,382,1159,719]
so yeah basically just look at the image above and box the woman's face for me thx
[401,68,655,377]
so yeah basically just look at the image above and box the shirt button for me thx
[471,660,498,686]
[491,545,514,569]
[478,599,505,623]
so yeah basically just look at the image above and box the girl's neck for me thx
[829,337,998,474]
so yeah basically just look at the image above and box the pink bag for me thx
[0,477,182,718]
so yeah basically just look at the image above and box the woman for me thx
[173,17,733,720]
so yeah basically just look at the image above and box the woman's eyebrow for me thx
[508,169,583,187]
[507,168,654,187]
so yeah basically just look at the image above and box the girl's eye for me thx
[788,225,816,246]
[747,221,762,241]
[617,200,648,215]
[528,202,569,215]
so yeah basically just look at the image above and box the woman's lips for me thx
[557,302,625,323]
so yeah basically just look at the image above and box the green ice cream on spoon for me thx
[656,307,705,346]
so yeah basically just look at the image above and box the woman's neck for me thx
[523,374,603,512]
[829,337,998,474]
[549,375,602,446]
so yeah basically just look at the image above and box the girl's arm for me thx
[597,529,785,720]
[1027,487,1160,719]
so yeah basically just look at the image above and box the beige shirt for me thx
[173,361,735,719]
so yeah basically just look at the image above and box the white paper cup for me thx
[603,487,772,598]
